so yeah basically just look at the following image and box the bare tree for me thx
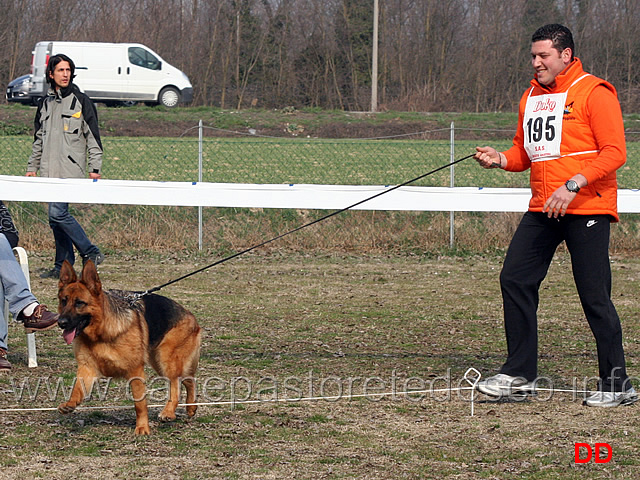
[4,0,640,112]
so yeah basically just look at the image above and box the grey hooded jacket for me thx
[27,83,102,178]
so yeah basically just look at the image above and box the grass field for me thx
[0,251,639,479]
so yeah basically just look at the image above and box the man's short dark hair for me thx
[46,54,76,86]
[532,24,575,61]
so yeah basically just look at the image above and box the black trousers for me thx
[499,212,630,391]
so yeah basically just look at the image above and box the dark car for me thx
[6,74,35,104]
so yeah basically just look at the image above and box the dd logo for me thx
[574,443,612,464]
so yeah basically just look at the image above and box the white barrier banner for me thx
[2,175,640,213]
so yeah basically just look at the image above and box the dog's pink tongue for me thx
[62,329,76,345]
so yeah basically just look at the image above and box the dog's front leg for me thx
[58,365,97,414]
[128,367,150,435]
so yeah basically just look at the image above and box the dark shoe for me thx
[0,349,11,372]
[83,251,104,267]
[40,268,61,279]
[19,304,60,333]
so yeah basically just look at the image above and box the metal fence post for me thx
[449,121,455,249]
[198,120,203,250]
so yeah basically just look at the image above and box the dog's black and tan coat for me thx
[57,260,201,435]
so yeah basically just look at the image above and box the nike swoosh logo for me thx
[586,220,598,228]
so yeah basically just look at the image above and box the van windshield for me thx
[128,47,161,70]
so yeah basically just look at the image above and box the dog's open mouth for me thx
[59,315,89,345]
[62,328,78,345]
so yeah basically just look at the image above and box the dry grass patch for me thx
[0,251,638,479]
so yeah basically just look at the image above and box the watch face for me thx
[566,180,579,192]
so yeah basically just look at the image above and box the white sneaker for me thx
[583,387,638,407]
[476,373,533,399]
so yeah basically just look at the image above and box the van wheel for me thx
[159,87,180,108]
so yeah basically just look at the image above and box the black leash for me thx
[140,153,475,296]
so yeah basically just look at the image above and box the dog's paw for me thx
[135,424,151,435]
[158,411,176,422]
[58,402,77,414]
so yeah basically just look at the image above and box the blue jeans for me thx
[0,234,37,351]
[48,202,100,271]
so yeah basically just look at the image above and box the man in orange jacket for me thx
[474,24,636,407]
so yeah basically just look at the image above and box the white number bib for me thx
[523,91,567,162]
[523,74,591,162]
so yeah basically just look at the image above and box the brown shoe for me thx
[0,349,11,372]
[19,304,60,333]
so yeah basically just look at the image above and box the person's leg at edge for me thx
[499,212,563,382]
[0,235,38,351]
[49,202,100,270]
[0,280,8,370]
[565,214,630,392]
[0,270,7,354]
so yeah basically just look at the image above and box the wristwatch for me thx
[565,179,580,193]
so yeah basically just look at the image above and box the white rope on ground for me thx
[0,384,596,416]
[0,387,475,413]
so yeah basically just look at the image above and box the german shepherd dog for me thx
[56,260,201,435]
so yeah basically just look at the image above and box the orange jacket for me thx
[503,58,626,221]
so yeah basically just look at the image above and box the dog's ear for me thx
[58,260,77,288]
[81,260,102,295]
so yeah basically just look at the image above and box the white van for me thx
[29,41,193,107]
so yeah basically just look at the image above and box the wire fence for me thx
[3,125,640,254]
[5,127,640,187]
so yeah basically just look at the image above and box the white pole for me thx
[450,122,455,248]
[371,0,379,112]
[198,120,203,251]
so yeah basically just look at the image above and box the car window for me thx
[128,47,161,70]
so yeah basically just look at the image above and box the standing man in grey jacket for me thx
[26,54,104,278]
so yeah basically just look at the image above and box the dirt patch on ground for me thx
[106,117,446,139]
[0,104,511,140]
[313,120,444,139]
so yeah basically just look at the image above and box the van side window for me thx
[128,47,161,71]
